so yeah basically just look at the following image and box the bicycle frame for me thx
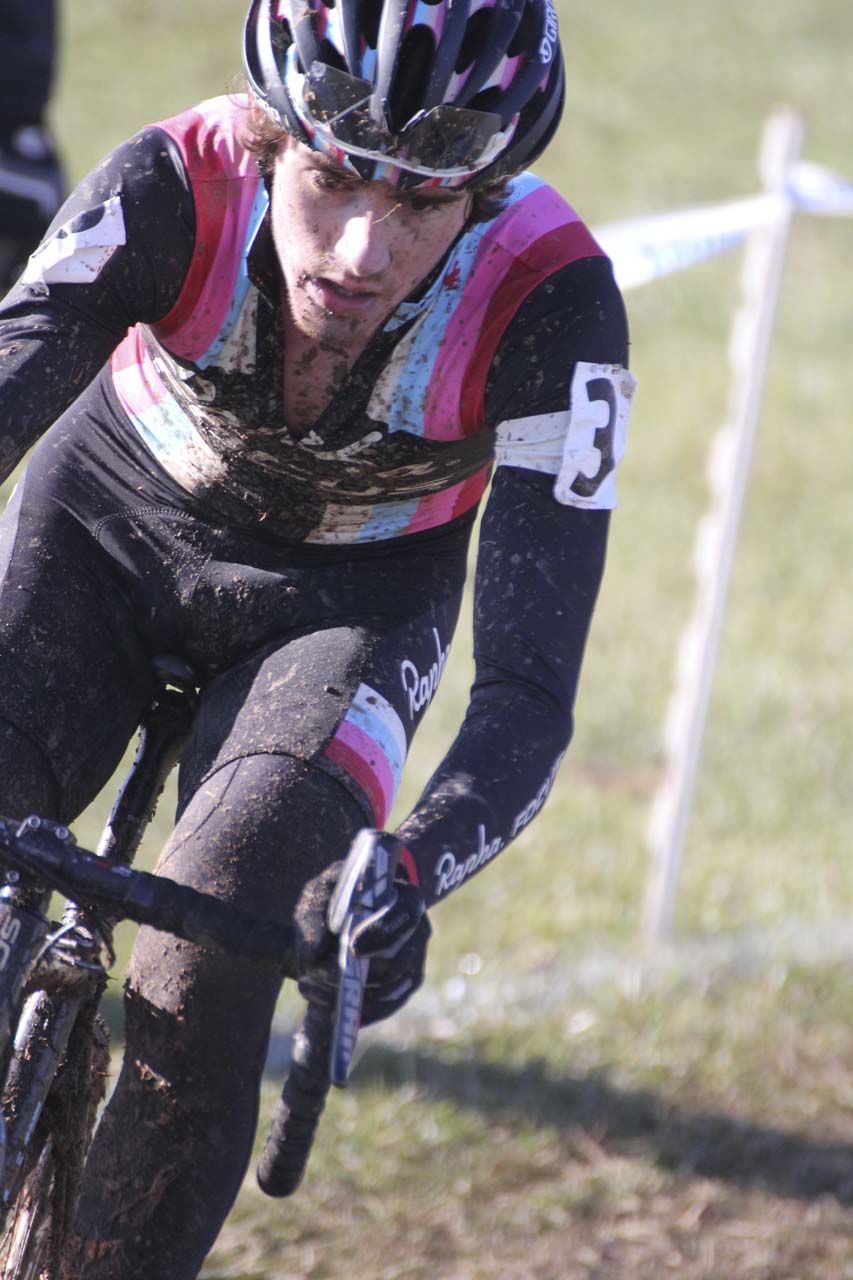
[0,658,198,1236]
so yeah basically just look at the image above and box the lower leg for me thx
[64,753,366,1280]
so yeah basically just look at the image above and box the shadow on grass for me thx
[104,1010,853,1208]
[350,1043,853,1207]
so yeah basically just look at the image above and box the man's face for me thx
[270,136,471,356]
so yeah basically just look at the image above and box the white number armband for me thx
[494,362,636,511]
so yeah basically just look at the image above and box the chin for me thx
[302,304,374,345]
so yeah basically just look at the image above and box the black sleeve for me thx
[487,254,629,421]
[395,253,630,907]
[0,126,195,483]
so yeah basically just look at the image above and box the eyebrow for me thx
[306,152,467,204]
[307,154,356,180]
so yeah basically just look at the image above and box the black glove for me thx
[290,859,342,980]
[349,877,431,1025]
[293,850,431,1026]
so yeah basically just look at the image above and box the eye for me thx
[406,194,458,214]
[311,169,352,192]
[407,196,440,213]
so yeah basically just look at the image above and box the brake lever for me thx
[328,830,400,1087]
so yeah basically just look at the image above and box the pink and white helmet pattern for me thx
[243,0,564,187]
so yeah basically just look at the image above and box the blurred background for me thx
[20,1,853,1275]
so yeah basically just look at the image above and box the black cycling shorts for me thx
[0,374,473,825]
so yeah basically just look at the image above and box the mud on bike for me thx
[0,656,393,1278]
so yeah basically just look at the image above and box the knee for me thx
[168,752,368,918]
[0,717,59,818]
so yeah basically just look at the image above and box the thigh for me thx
[99,522,468,1270]
[179,582,465,838]
[0,462,155,820]
[127,754,366,1046]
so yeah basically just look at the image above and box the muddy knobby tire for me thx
[0,994,110,1280]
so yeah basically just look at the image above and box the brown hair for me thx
[241,101,512,224]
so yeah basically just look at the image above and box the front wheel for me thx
[0,1135,57,1279]
[0,994,110,1279]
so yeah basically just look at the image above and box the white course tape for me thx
[594,192,787,291]
[788,161,853,216]
[594,160,852,292]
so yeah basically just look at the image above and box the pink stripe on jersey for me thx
[402,466,490,536]
[111,326,167,417]
[151,97,262,362]
[423,184,584,440]
[324,720,396,825]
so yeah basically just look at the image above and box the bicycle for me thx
[0,656,395,1278]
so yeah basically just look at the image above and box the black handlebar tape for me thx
[0,830,296,966]
[120,872,298,965]
[256,1002,334,1197]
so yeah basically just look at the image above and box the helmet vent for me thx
[467,86,503,116]
[318,37,348,71]
[507,1,539,57]
[360,0,383,51]
[390,26,437,129]
[271,16,290,53]
[455,9,493,75]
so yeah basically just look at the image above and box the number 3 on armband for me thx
[554,362,636,510]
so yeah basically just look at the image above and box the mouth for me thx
[307,276,380,313]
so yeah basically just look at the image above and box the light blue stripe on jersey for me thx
[375,230,483,437]
[375,174,545,438]
[129,392,198,457]
[345,684,407,789]
[352,497,421,541]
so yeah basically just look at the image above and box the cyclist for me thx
[0,0,634,1274]
[0,0,65,290]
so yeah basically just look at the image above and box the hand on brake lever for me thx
[349,878,431,1024]
[293,851,431,1026]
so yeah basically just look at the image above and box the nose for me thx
[334,204,393,279]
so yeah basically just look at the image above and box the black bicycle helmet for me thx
[243,0,565,188]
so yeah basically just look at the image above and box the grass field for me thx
[17,0,853,1275]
